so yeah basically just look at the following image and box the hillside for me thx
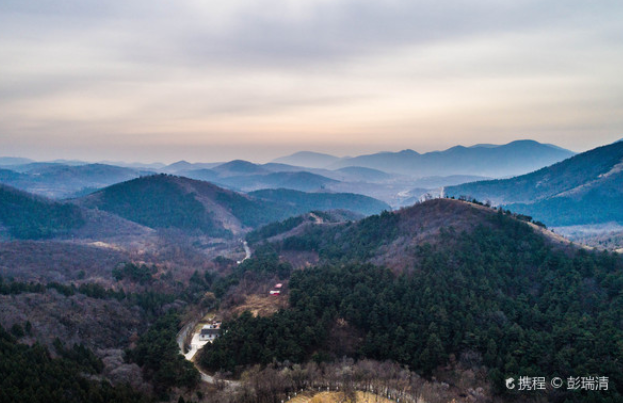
[446,141,623,226]
[0,163,147,199]
[334,166,394,182]
[75,174,288,237]
[200,198,623,402]
[272,198,574,269]
[0,185,85,239]
[182,168,220,183]
[0,169,24,183]
[212,160,270,177]
[181,161,340,193]
[215,171,339,192]
[249,188,391,217]
[245,210,362,245]
[272,151,342,168]
[329,140,574,177]
[75,175,389,238]
[162,160,220,173]
[0,157,34,165]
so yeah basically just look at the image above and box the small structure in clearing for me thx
[270,283,283,296]
[199,322,221,341]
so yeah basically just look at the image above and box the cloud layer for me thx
[1,0,622,162]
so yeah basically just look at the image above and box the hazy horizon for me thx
[0,137,613,166]
[2,1,622,164]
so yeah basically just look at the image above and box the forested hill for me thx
[271,198,571,269]
[445,141,623,226]
[75,174,286,237]
[75,175,390,237]
[0,184,85,239]
[200,198,623,401]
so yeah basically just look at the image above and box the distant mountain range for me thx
[271,140,574,177]
[325,140,575,177]
[217,172,339,193]
[446,140,623,226]
[1,140,573,180]
[272,151,343,168]
[0,157,34,166]
[0,140,577,208]
[0,163,148,199]
[273,140,574,177]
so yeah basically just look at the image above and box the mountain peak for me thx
[506,139,540,145]
[329,140,573,177]
[213,160,267,176]
[398,149,420,155]
[168,160,192,167]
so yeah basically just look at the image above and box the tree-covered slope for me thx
[77,174,223,235]
[245,210,362,245]
[445,141,623,203]
[249,188,390,217]
[445,141,623,227]
[0,185,85,239]
[200,202,623,402]
[0,324,150,403]
[75,174,277,236]
[275,198,550,268]
[75,175,385,237]
[504,183,623,226]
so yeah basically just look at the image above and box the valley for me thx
[0,140,621,403]
[3,0,622,401]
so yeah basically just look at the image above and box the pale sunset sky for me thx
[1,0,622,163]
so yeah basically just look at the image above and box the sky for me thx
[1,0,622,163]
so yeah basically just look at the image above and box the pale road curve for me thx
[308,212,323,224]
[176,242,251,386]
[177,320,239,387]
[242,241,251,262]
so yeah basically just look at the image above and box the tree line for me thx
[200,211,623,402]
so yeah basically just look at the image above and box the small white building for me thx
[199,323,221,341]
